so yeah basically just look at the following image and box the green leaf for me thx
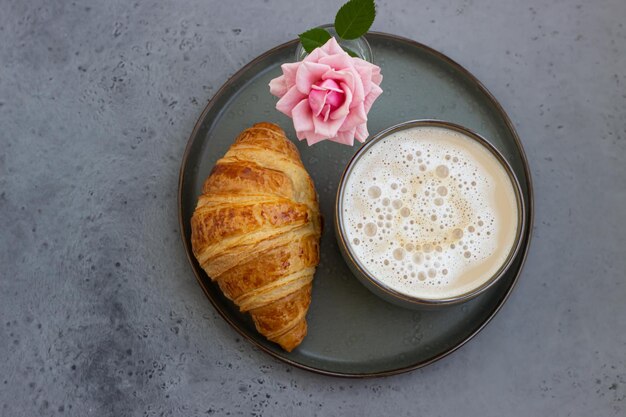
[334,0,376,40]
[298,28,332,53]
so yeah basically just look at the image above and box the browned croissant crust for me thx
[191,122,321,351]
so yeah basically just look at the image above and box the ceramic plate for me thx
[178,32,534,377]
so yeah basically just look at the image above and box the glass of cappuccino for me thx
[335,120,527,308]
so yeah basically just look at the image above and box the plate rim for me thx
[177,31,535,378]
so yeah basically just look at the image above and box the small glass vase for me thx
[294,24,373,63]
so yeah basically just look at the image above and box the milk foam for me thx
[342,126,519,300]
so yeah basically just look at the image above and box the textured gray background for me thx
[1,0,625,415]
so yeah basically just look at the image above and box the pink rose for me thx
[269,37,383,146]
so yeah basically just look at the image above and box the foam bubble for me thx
[364,223,377,237]
[435,165,449,178]
[412,252,424,264]
[368,186,382,198]
[393,248,405,260]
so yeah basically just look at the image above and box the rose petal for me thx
[291,99,314,134]
[324,67,365,104]
[268,75,288,97]
[353,62,373,96]
[363,83,383,113]
[313,110,346,137]
[302,131,328,146]
[353,57,381,73]
[280,62,301,86]
[350,72,365,105]
[354,58,383,96]
[331,127,357,146]
[308,88,327,117]
[276,86,306,117]
[338,101,367,130]
[319,54,354,72]
[322,68,355,93]
[303,47,328,63]
[320,37,347,56]
[296,61,330,94]
[322,104,331,122]
[371,68,383,86]
[329,82,353,120]
[314,78,343,93]
[355,123,369,142]
[326,90,345,111]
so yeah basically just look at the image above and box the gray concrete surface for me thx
[1,0,625,415]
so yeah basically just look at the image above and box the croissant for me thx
[191,122,321,352]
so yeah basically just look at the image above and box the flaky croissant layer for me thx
[191,122,321,351]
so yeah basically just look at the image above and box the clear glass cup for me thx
[294,24,373,63]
